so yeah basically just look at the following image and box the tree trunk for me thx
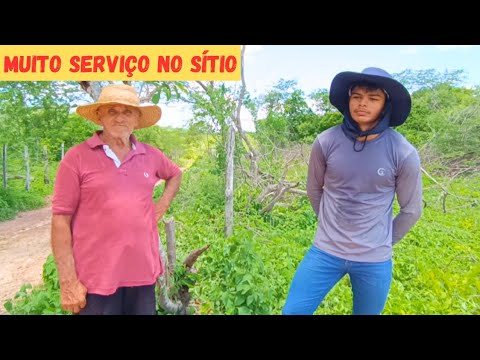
[164,218,176,275]
[231,46,259,185]
[224,123,235,238]
[157,218,186,315]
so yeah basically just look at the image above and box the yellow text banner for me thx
[0,45,241,81]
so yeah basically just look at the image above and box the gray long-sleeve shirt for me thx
[307,125,423,262]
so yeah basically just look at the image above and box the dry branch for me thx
[184,245,210,270]
[421,167,479,213]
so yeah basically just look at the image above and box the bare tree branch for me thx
[260,182,300,214]
[196,81,209,92]
[421,167,479,213]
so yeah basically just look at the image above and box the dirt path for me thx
[0,204,52,315]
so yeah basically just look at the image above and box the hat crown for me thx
[76,84,162,129]
[97,84,140,107]
[361,67,393,79]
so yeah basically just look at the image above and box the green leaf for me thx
[152,92,160,104]
[4,301,13,312]
[175,82,188,93]
[237,306,251,315]
[164,86,172,101]
[235,295,245,306]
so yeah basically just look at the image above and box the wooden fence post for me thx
[44,145,49,184]
[2,144,6,190]
[24,145,30,191]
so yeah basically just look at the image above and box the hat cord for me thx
[353,135,368,152]
[340,101,392,152]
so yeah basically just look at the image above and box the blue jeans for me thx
[282,245,392,315]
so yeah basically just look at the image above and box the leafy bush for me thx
[4,255,67,315]
[0,188,45,221]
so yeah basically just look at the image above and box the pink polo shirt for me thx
[52,132,181,295]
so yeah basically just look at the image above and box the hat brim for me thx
[329,71,411,126]
[76,102,162,129]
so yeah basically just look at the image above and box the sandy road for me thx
[0,206,52,315]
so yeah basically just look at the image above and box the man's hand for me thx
[60,279,88,314]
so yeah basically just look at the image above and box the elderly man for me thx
[282,67,423,315]
[51,84,182,315]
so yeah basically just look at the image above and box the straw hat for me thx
[76,84,162,129]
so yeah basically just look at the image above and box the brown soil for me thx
[0,201,52,315]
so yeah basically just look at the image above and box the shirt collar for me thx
[86,131,146,154]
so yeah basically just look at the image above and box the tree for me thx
[254,79,317,144]
[393,68,467,92]
[309,88,337,115]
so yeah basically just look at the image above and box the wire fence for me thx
[1,142,65,191]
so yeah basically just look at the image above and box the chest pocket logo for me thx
[377,168,386,176]
[144,172,150,178]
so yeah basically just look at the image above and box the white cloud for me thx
[434,45,474,51]
[245,45,263,55]
[157,101,257,132]
[244,45,264,65]
[239,107,256,132]
[157,103,192,128]
[400,45,418,54]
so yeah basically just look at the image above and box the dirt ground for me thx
[0,203,52,315]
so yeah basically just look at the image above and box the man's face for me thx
[348,85,386,129]
[97,104,140,138]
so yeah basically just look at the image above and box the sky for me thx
[158,45,480,132]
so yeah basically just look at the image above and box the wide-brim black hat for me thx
[329,67,411,126]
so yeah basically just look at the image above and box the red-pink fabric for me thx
[52,132,181,295]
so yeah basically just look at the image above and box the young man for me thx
[283,67,423,315]
[51,84,182,315]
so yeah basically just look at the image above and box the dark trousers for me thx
[79,283,157,315]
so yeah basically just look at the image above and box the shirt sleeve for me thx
[154,150,182,180]
[392,149,423,245]
[52,156,81,216]
[306,137,326,217]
